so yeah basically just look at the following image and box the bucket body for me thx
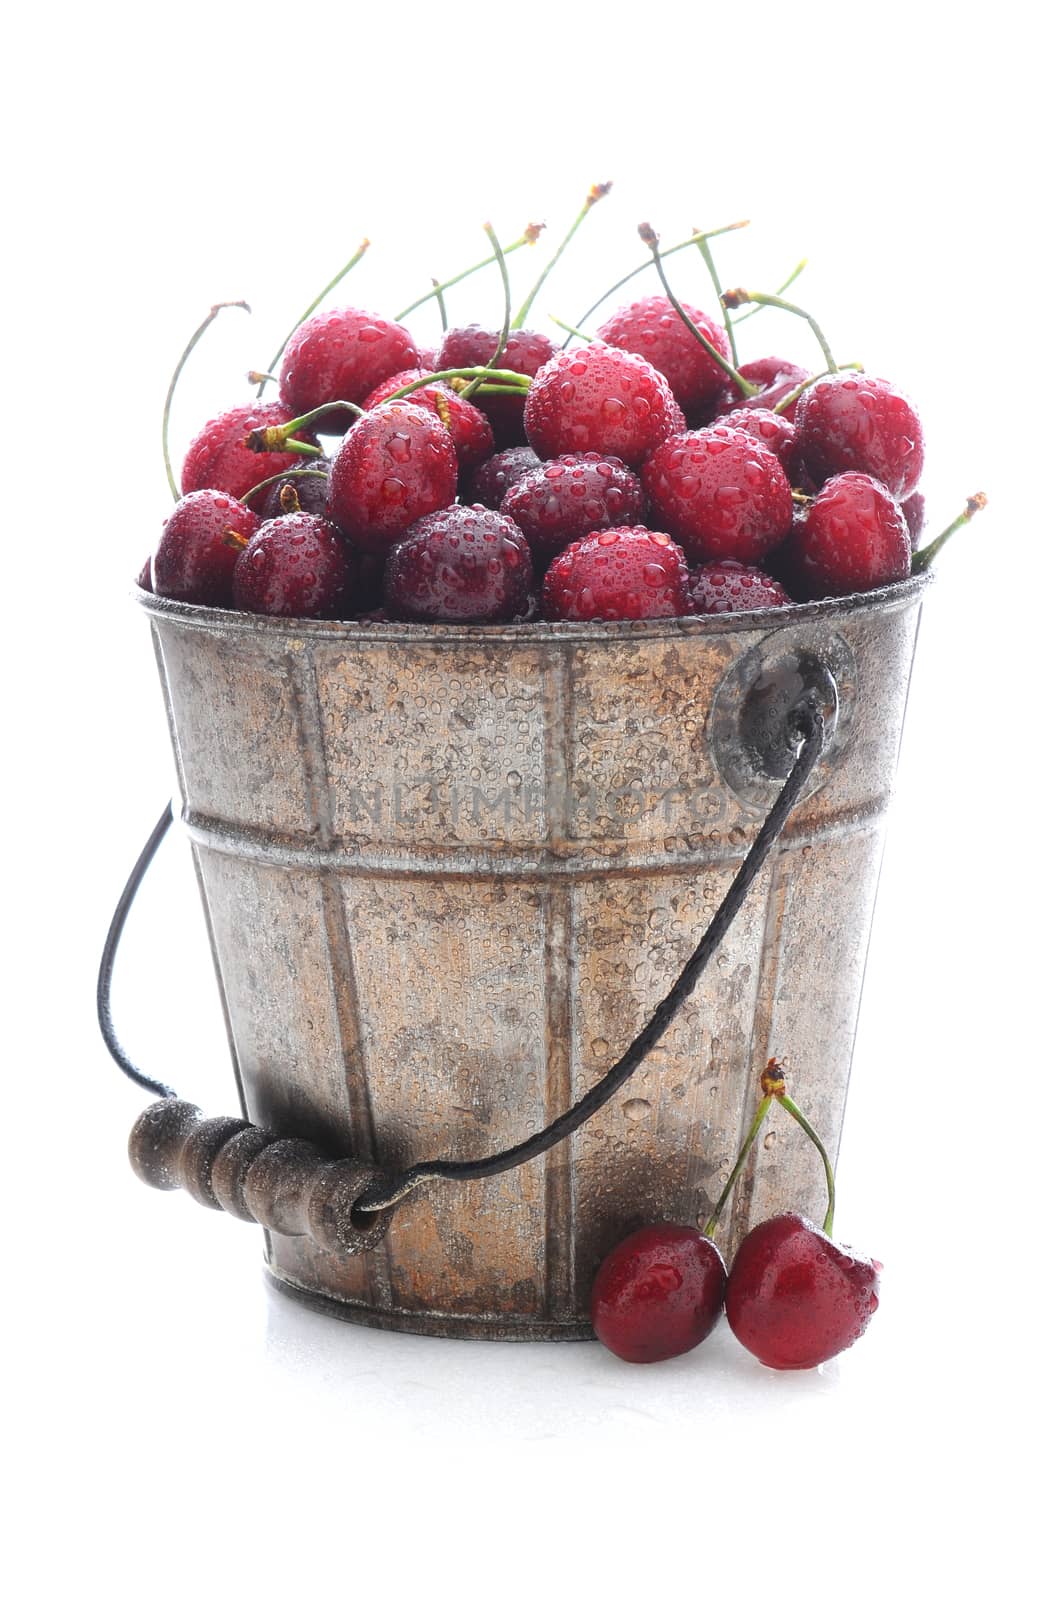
[143,579,926,1339]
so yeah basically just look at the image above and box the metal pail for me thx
[141,575,926,1339]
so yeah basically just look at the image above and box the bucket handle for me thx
[104,696,826,1252]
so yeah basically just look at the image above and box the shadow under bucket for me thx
[138,575,927,1339]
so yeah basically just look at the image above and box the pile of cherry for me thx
[147,236,954,624]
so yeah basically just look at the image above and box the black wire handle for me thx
[101,699,824,1216]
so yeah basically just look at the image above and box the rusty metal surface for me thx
[140,578,928,1339]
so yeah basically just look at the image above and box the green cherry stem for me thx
[244,400,363,452]
[773,361,864,415]
[722,287,838,374]
[732,258,808,324]
[548,313,593,343]
[703,1094,774,1240]
[640,222,757,397]
[386,365,531,403]
[512,180,613,330]
[461,223,511,403]
[393,224,544,323]
[238,466,330,506]
[256,238,370,398]
[162,300,251,501]
[776,1092,836,1237]
[561,219,749,348]
[912,493,988,573]
[430,278,448,333]
[693,231,738,365]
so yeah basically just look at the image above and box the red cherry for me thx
[384,505,532,623]
[232,513,351,618]
[792,471,911,596]
[137,559,153,592]
[180,401,319,503]
[689,560,791,614]
[362,368,495,474]
[725,1212,881,1370]
[716,406,800,479]
[468,446,542,509]
[501,451,645,568]
[596,294,731,410]
[795,373,924,499]
[716,357,810,420]
[901,491,926,548]
[437,325,558,447]
[542,526,689,622]
[525,343,681,468]
[642,425,793,564]
[278,307,418,433]
[152,490,260,607]
[327,401,458,553]
[591,1223,727,1363]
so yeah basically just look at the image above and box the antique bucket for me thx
[131,574,927,1339]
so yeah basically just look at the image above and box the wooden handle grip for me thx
[128,1099,393,1254]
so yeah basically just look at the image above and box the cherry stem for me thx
[911,493,987,573]
[512,180,612,330]
[773,361,864,415]
[703,1093,774,1239]
[238,466,329,506]
[640,223,756,396]
[247,370,277,387]
[561,220,749,348]
[777,1093,836,1236]
[255,239,370,399]
[461,224,511,402]
[723,288,838,374]
[548,313,593,343]
[430,278,448,333]
[386,366,531,402]
[732,258,807,324]
[393,225,543,323]
[162,300,251,502]
[245,400,362,451]
[693,232,738,365]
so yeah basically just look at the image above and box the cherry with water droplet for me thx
[279,306,418,433]
[181,401,319,503]
[384,504,533,623]
[642,425,793,564]
[232,512,351,618]
[153,490,260,607]
[501,451,645,568]
[795,372,924,499]
[524,343,681,468]
[542,526,690,621]
[327,401,458,552]
[591,1224,727,1363]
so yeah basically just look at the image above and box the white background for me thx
[3,3,1058,1595]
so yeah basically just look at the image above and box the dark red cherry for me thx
[501,451,645,568]
[901,491,926,548]
[591,1223,727,1363]
[596,294,731,410]
[542,526,689,622]
[437,325,558,447]
[383,504,532,623]
[362,368,495,474]
[181,401,319,503]
[795,373,924,500]
[327,401,458,552]
[468,446,541,509]
[725,1212,881,1370]
[642,426,793,563]
[152,490,260,607]
[137,559,153,592]
[278,307,418,432]
[257,466,332,521]
[232,513,350,618]
[716,357,810,419]
[688,560,790,614]
[525,343,681,468]
[792,471,911,597]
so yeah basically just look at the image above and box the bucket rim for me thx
[135,570,931,644]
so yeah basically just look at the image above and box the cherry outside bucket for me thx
[137,575,927,1339]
